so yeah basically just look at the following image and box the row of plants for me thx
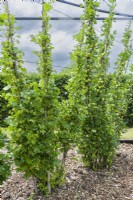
[1,73,133,128]
[0,0,132,196]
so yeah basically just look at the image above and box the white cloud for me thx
[8,0,41,16]
[52,29,77,52]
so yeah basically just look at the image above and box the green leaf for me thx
[3,85,11,91]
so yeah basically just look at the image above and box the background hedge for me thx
[124,83,133,127]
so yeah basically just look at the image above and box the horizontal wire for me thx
[56,0,133,18]
[23,60,64,68]
[28,0,133,45]
[14,17,133,21]
[51,7,124,45]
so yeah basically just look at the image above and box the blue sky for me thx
[1,0,133,72]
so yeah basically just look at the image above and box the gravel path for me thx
[0,144,133,200]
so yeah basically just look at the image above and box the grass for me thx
[121,128,133,140]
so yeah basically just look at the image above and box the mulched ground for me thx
[0,143,133,200]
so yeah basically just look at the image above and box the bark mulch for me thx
[0,143,133,200]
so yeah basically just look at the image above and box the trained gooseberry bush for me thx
[0,1,63,194]
[0,0,132,196]
[67,0,133,169]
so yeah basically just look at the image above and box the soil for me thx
[0,143,133,200]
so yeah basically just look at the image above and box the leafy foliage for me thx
[109,22,133,133]
[124,83,133,127]
[0,129,10,185]
[0,75,11,127]
[0,1,62,194]
[0,0,132,195]
[68,0,133,169]
[30,2,62,193]
[54,73,70,101]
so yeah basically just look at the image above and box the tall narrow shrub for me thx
[1,1,61,195]
[109,22,133,134]
[30,1,61,193]
[68,0,132,169]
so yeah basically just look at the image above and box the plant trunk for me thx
[62,150,67,167]
[32,176,38,195]
[47,171,51,194]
